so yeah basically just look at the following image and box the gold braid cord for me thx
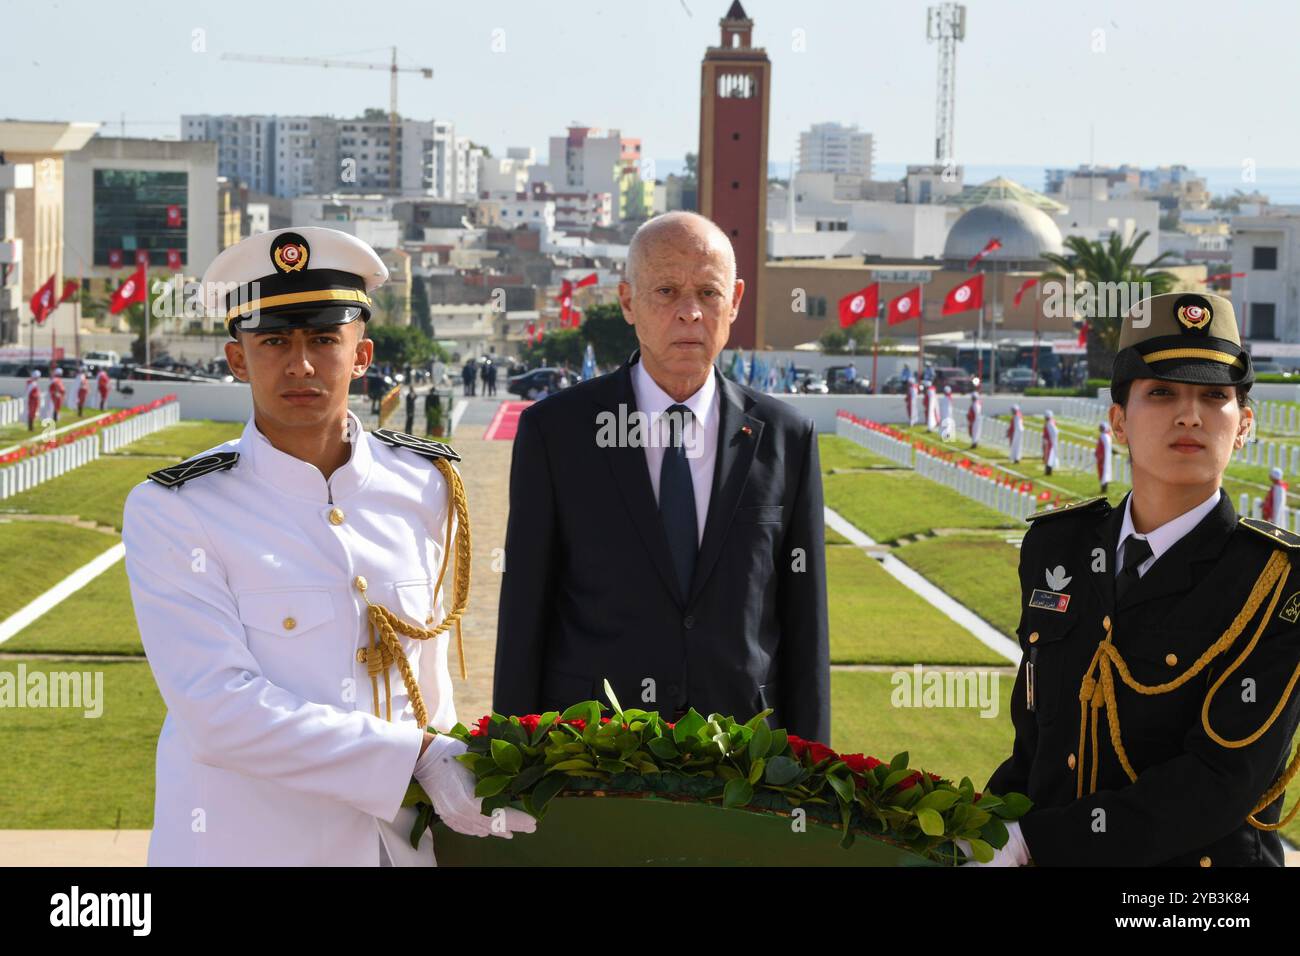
[357,457,471,729]
[1073,549,1300,831]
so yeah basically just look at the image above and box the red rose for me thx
[841,753,883,774]
[600,716,611,724]
[787,735,807,758]
[519,714,541,735]
[469,715,491,737]
[807,742,838,765]
[896,770,944,790]
[665,722,675,729]
[562,718,586,732]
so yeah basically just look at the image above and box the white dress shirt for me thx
[122,409,458,866]
[1116,488,1222,579]
[631,360,719,547]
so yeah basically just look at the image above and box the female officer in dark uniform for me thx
[978,291,1300,866]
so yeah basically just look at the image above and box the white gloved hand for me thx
[957,820,1031,867]
[412,735,537,839]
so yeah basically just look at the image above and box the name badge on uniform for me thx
[1029,589,1070,612]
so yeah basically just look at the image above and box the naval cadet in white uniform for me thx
[122,226,534,865]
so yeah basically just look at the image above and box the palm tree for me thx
[1041,231,1179,380]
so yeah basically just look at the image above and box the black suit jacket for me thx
[987,490,1300,866]
[493,351,831,742]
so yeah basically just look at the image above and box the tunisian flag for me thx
[574,272,598,289]
[838,283,878,328]
[58,279,79,305]
[166,205,183,228]
[109,263,147,315]
[166,248,183,271]
[556,279,573,326]
[887,286,922,326]
[941,275,983,316]
[30,274,58,324]
[1013,277,1038,307]
[107,248,123,269]
[967,237,1002,270]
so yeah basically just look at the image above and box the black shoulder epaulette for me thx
[1025,495,1109,524]
[1238,516,1300,550]
[146,451,239,488]
[371,428,461,463]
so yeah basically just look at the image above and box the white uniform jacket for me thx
[122,411,460,866]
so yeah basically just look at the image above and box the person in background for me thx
[404,384,417,434]
[48,368,66,422]
[75,366,90,417]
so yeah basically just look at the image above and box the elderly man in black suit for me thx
[493,211,830,742]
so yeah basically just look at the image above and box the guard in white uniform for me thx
[1007,404,1024,463]
[122,226,534,866]
[967,391,982,448]
[1096,422,1113,492]
[925,382,940,432]
[1043,409,1060,475]
[906,378,919,427]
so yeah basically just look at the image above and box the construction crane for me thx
[221,48,433,190]
[925,4,965,166]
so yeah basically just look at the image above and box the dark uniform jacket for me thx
[492,350,831,742]
[986,489,1300,866]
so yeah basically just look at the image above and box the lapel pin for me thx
[740,425,752,437]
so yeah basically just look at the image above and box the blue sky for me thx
[6,0,1296,174]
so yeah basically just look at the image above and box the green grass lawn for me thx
[831,670,1015,790]
[0,407,110,448]
[824,527,850,545]
[0,456,169,531]
[827,545,1006,665]
[0,660,163,828]
[823,469,1018,544]
[0,522,118,621]
[112,419,243,458]
[3,562,142,656]
[818,434,896,472]
[894,535,1024,639]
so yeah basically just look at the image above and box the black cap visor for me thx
[229,304,368,337]
[1112,336,1253,389]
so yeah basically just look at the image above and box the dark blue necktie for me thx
[659,403,698,598]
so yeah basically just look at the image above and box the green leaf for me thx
[915,807,945,837]
[748,758,765,785]
[507,763,547,795]
[530,773,567,812]
[889,751,910,771]
[559,700,600,724]
[603,678,624,718]
[646,737,679,760]
[965,838,995,863]
[474,775,511,798]
[712,731,733,756]
[749,723,771,761]
[408,802,433,849]
[723,778,754,808]
[824,772,855,805]
[744,709,774,731]
[915,790,960,812]
[532,712,559,745]
[764,755,801,786]
[672,709,707,744]
[549,758,595,771]
[490,739,523,774]
[767,729,788,758]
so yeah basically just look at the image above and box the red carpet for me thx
[484,401,531,441]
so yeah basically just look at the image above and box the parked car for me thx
[930,366,975,394]
[824,365,872,394]
[799,375,830,395]
[508,367,566,399]
[998,366,1046,392]
[82,350,120,372]
[350,368,395,396]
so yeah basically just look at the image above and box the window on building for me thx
[91,168,188,267]
[1251,302,1277,340]
[717,72,755,98]
[1254,246,1279,270]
